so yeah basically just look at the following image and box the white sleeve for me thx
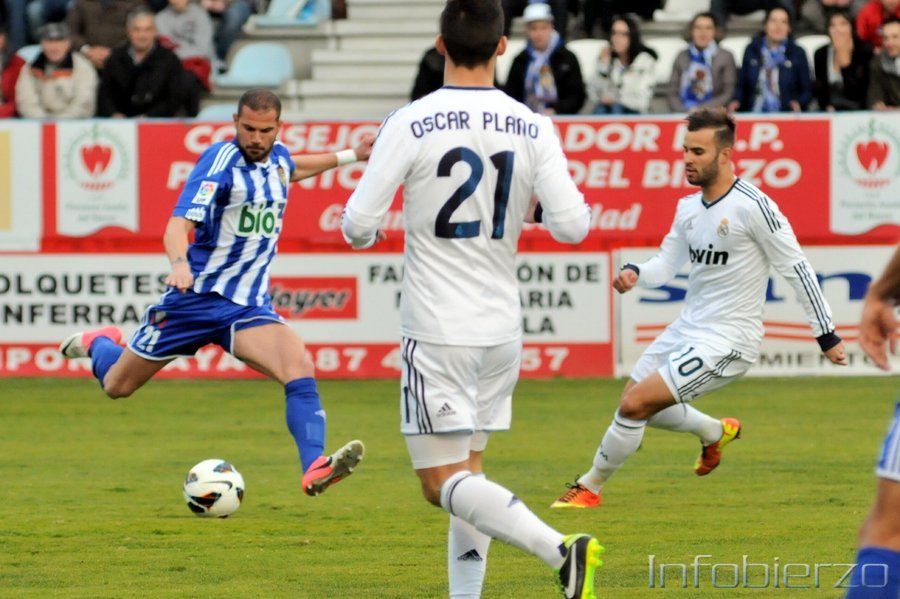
[533,117,590,244]
[747,190,836,341]
[634,209,690,288]
[342,111,415,249]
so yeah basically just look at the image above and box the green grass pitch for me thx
[0,376,896,598]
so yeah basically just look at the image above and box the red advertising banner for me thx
[0,342,611,379]
[31,116,899,254]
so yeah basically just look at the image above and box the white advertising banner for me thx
[0,253,611,378]
[56,121,139,236]
[830,114,900,235]
[0,121,42,251]
[617,245,898,377]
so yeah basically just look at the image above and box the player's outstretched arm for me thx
[163,217,196,293]
[343,112,415,250]
[630,217,690,288]
[860,246,900,370]
[748,193,847,364]
[290,134,375,182]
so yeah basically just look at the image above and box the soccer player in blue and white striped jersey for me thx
[60,89,373,497]
[848,245,900,598]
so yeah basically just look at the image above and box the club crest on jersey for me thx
[238,204,280,238]
[689,244,729,265]
[717,218,730,238]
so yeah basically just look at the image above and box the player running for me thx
[59,90,371,497]
[847,245,900,598]
[551,108,847,510]
[341,1,603,597]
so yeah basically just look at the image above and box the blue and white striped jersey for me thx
[172,140,295,307]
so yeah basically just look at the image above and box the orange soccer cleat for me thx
[550,481,602,509]
[694,417,742,476]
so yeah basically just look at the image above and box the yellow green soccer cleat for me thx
[557,533,604,599]
[551,481,602,509]
[694,417,741,476]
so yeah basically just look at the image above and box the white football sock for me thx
[448,514,491,598]
[578,411,647,494]
[647,404,723,445]
[440,470,565,570]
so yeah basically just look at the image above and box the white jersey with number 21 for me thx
[343,86,590,346]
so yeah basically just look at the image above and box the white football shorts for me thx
[399,336,520,436]
[631,326,753,403]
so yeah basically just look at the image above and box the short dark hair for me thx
[440,0,504,68]
[682,12,722,43]
[883,15,900,29]
[126,7,155,28]
[237,88,282,119]
[686,108,736,149]
[764,5,791,26]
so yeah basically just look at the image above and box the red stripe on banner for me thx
[41,122,56,250]
[0,343,614,379]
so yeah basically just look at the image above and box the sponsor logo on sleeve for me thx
[192,181,219,205]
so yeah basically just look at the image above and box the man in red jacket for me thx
[857,0,900,48]
[0,27,26,117]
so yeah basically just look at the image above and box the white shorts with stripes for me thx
[631,327,753,403]
[876,402,900,482]
[399,336,521,436]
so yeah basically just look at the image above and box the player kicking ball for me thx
[552,108,848,510]
[59,90,371,498]
[342,1,603,596]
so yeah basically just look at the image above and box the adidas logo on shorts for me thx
[436,402,456,417]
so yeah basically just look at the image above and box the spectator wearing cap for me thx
[98,8,196,117]
[15,22,98,118]
[868,17,900,108]
[501,0,568,39]
[0,24,27,117]
[156,0,215,91]
[667,12,737,112]
[67,0,144,69]
[503,2,586,114]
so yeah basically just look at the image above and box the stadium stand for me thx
[214,41,294,88]
[254,0,331,28]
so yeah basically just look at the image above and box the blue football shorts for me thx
[876,402,900,483]
[127,289,285,360]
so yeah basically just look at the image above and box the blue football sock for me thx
[90,336,123,386]
[285,378,326,472]
[846,546,900,598]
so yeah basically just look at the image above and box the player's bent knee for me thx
[618,392,650,420]
[102,375,137,399]
[419,479,443,506]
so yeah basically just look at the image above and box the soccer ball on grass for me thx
[183,459,245,518]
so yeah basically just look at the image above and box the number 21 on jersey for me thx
[435,146,514,240]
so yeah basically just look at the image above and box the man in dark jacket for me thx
[68,0,144,69]
[502,2,585,115]
[98,7,196,117]
[410,46,444,101]
[868,17,900,109]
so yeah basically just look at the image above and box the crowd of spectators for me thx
[0,0,262,118]
[413,0,900,113]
